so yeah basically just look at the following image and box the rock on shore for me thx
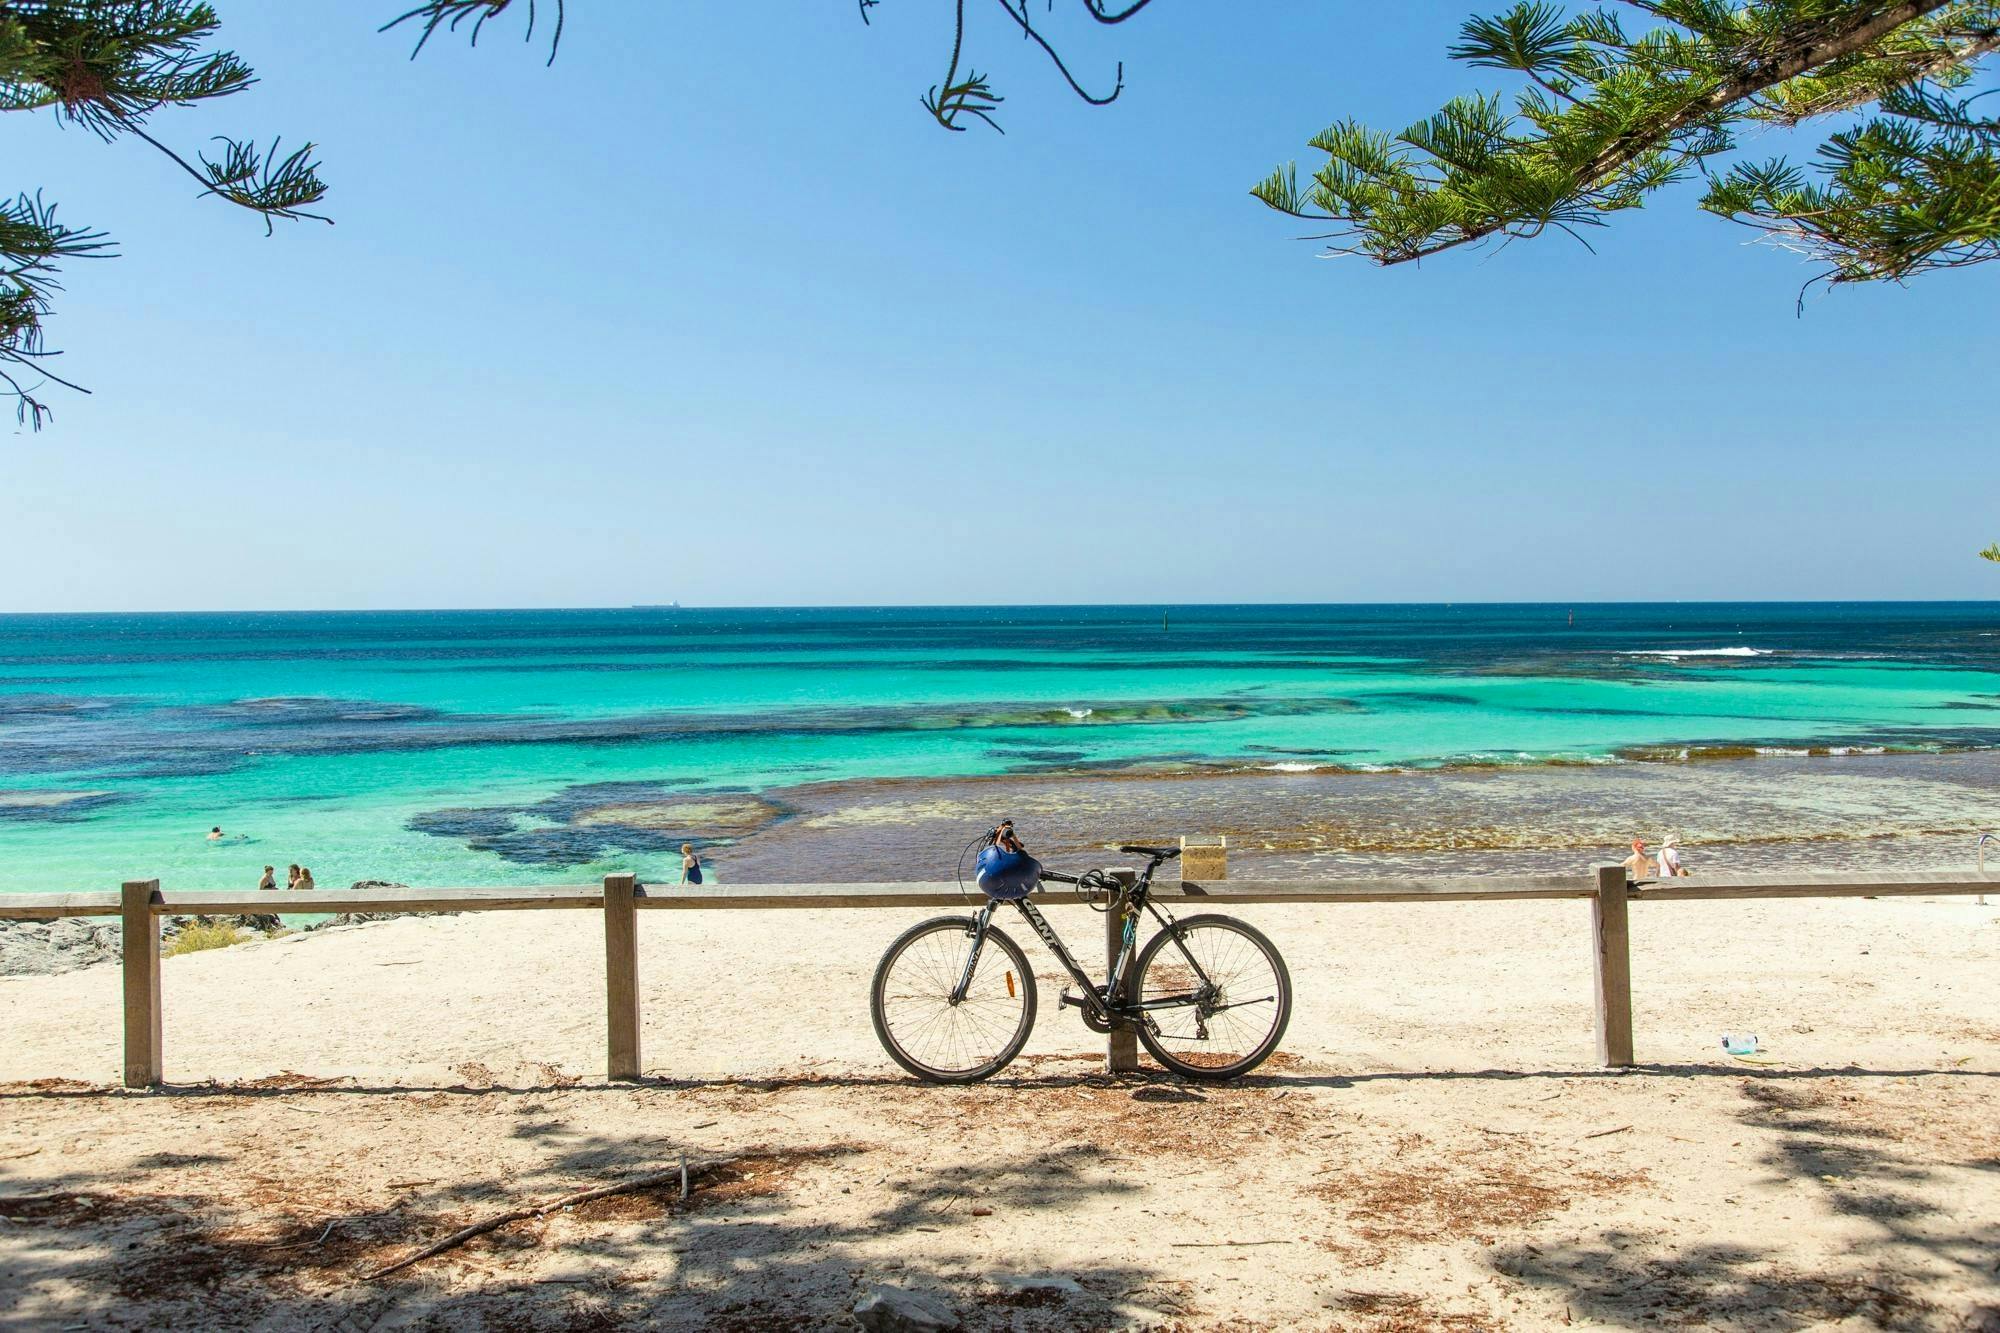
[0,918,122,976]
[0,881,418,974]
[301,880,431,930]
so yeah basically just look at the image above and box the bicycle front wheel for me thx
[1133,914,1291,1080]
[870,915,1038,1083]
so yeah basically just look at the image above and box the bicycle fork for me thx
[948,903,996,1005]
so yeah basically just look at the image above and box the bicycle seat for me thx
[1117,844,1181,859]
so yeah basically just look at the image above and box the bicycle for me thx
[869,835,1292,1083]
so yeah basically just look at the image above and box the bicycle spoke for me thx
[1137,918,1287,1075]
[874,919,1033,1080]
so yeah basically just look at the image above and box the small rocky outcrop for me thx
[161,914,287,939]
[0,918,122,976]
[303,881,436,930]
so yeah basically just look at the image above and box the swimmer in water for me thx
[207,826,224,841]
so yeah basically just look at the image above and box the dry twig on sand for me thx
[1168,1239,1292,1248]
[261,1220,336,1251]
[365,1157,737,1280]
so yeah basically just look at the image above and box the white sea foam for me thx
[1622,646,1770,659]
[1259,761,1325,773]
[1063,707,1093,720]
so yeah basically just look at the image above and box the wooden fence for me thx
[1,867,1993,1089]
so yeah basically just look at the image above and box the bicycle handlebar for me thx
[1117,844,1181,859]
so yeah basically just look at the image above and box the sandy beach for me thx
[3,893,1997,1329]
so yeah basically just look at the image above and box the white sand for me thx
[3,896,1997,1329]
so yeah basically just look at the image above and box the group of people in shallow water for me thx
[1622,835,1690,879]
[258,864,315,891]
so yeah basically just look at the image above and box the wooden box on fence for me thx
[1180,835,1227,880]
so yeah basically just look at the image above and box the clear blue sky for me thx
[4,3,1995,611]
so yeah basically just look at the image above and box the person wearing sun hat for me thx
[1658,835,1689,878]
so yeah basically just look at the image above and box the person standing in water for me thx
[680,843,703,886]
[295,866,316,891]
[286,864,301,890]
[257,866,277,892]
[208,826,225,842]
[1621,838,1656,880]
[1657,835,1689,878]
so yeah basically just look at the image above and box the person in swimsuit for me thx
[257,866,277,891]
[286,864,301,890]
[295,866,316,891]
[1621,838,1655,880]
[207,826,224,841]
[680,843,703,886]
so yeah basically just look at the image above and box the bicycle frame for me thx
[948,855,1220,1029]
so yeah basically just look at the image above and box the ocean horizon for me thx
[4,601,1998,893]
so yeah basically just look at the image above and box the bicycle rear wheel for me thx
[1133,914,1291,1080]
[871,915,1037,1083]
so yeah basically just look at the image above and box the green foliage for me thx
[165,920,245,956]
[1,0,328,428]
[860,0,1151,135]
[1255,1,2000,293]
[1982,543,2000,562]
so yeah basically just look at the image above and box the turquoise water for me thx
[2,604,1998,892]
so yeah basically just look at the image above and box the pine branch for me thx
[1256,0,2000,289]
[1,2,328,427]
[382,0,565,65]
[0,191,113,429]
[907,0,1136,133]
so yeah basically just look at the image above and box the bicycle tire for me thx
[1132,913,1291,1080]
[870,915,1038,1083]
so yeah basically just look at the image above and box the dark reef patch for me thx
[184,697,457,728]
[404,807,520,841]
[1244,745,1362,757]
[0,789,131,823]
[406,782,790,867]
[0,694,129,720]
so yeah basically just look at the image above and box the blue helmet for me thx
[974,844,1041,901]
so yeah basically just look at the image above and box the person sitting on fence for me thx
[681,843,704,886]
[1621,838,1655,880]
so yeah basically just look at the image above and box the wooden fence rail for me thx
[1,868,1992,1089]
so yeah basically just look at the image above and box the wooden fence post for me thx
[1592,864,1634,1068]
[1180,836,1227,881]
[1106,869,1139,1074]
[120,879,162,1089]
[603,873,640,1080]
